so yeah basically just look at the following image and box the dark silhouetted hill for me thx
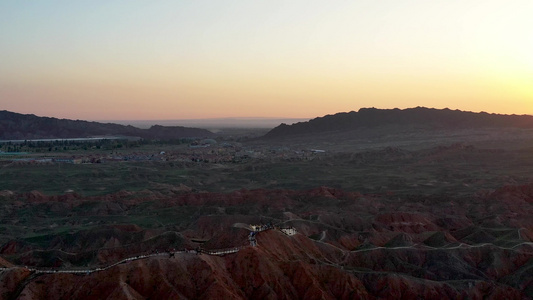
[264,107,533,138]
[0,111,214,140]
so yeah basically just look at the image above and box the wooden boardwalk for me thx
[0,226,298,275]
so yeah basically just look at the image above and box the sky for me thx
[1,1,532,121]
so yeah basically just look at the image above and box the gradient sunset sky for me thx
[1,1,532,120]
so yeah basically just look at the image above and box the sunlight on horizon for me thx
[1,1,532,120]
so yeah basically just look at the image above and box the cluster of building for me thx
[0,139,327,166]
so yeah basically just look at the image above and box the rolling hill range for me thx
[264,107,533,139]
[0,111,214,140]
[0,185,531,299]
[2,107,533,299]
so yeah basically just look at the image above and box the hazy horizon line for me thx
[4,106,533,124]
[98,117,312,129]
[94,116,312,122]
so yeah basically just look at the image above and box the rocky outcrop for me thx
[1,184,532,299]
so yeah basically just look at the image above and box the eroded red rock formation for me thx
[1,184,532,299]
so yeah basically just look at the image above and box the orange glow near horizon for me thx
[1,1,532,121]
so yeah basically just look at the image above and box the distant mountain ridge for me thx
[0,111,214,140]
[109,117,310,129]
[264,107,533,138]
